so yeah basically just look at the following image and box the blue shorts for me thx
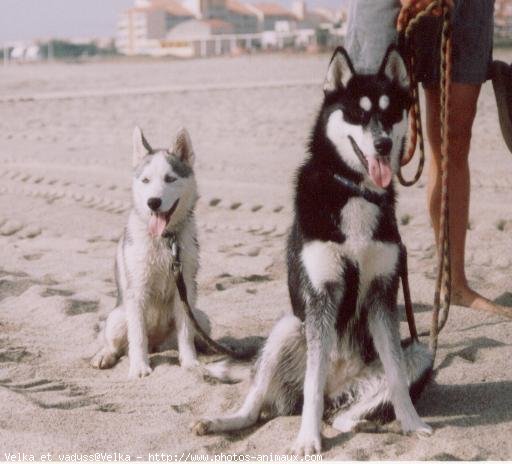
[345,0,494,86]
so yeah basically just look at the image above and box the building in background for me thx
[495,0,512,40]
[163,18,236,56]
[116,0,195,55]
[116,0,344,57]
[225,0,259,34]
[247,3,297,31]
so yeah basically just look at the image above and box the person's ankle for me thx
[450,279,470,294]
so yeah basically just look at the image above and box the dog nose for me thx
[374,137,392,156]
[147,197,162,211]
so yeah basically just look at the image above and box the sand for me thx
[0,51,511,461]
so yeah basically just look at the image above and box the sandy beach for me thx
[0,51,511,460]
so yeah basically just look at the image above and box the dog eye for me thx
[164,175,177,183]
[141,177,150,184]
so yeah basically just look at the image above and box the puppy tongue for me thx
[367,156,392,189]
[148,213,167,237]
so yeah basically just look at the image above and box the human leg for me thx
[426,84,512,317]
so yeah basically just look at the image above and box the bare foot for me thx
[451,285,512,318]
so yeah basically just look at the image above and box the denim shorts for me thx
[345,0,494,86]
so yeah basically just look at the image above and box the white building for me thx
[116,0,195,55]
[247,3,297,31]
[225,0,259,34]
[163,18,238,56]
[495,0,512,38]
[116,0,341,56]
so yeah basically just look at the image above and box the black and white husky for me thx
[193,46,433,454]
[91,127,210,379]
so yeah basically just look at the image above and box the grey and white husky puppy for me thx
[193,46,433,454]
[91,127,209,379]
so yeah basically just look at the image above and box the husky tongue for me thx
[148,213,167,238]
[367,156,392,189]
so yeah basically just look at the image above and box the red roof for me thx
[252,2,296,17]
[161,0,194,16]
[127,0,193,17]
[226,0,255,15]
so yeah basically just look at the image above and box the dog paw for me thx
[332,415,357,433]
[401,420,433,437]
[288,433,322,456]
[412,423,433,437]
[191,419,212,436]
[128,360,153,379]
[180,357,200,370]
[90,349,118,369]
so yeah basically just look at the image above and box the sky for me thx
[0,0,134,42]
[0,0,347,43]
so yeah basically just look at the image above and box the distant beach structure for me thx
[115,0,346,57]
[1,37,116,64]
[495,0,512,45]
[3,0,512,63]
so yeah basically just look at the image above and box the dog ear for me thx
[324,47,355,93]
[132,126,152,167]
[172,127,195,166]
[380,46,410,89]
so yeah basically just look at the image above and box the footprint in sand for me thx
[41,288,75,298]
[423,269,437,281]
[64,299,99,316]
[246,247,261,257]
[217,243,243,254]
[0,346,33,363]
[0,278,36,303]
[0,220,23,236]
[0,377,96,410]
[20,226,42,239]
[214,273,272,291]
[97,403,120,413]
[248,225,276,236]
[171,403,192,414]
[23,253,43,261]
[428,453,462,461]
[0,215,41,238]
[348,449,371,461]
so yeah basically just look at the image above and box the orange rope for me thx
[397,0,453,362]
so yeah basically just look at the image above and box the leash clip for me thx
[162,231,177,251]
[172,260,182,274]
[163,231,182,275]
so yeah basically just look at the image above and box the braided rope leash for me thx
[430,2,452,360]
[397,44,426,187]
[396,1,440,186]
[398,0,453,362]
[164,231,256,360]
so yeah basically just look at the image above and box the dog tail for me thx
[202,359,251,384]
[328,339,433,432]
[402,338,434,402]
